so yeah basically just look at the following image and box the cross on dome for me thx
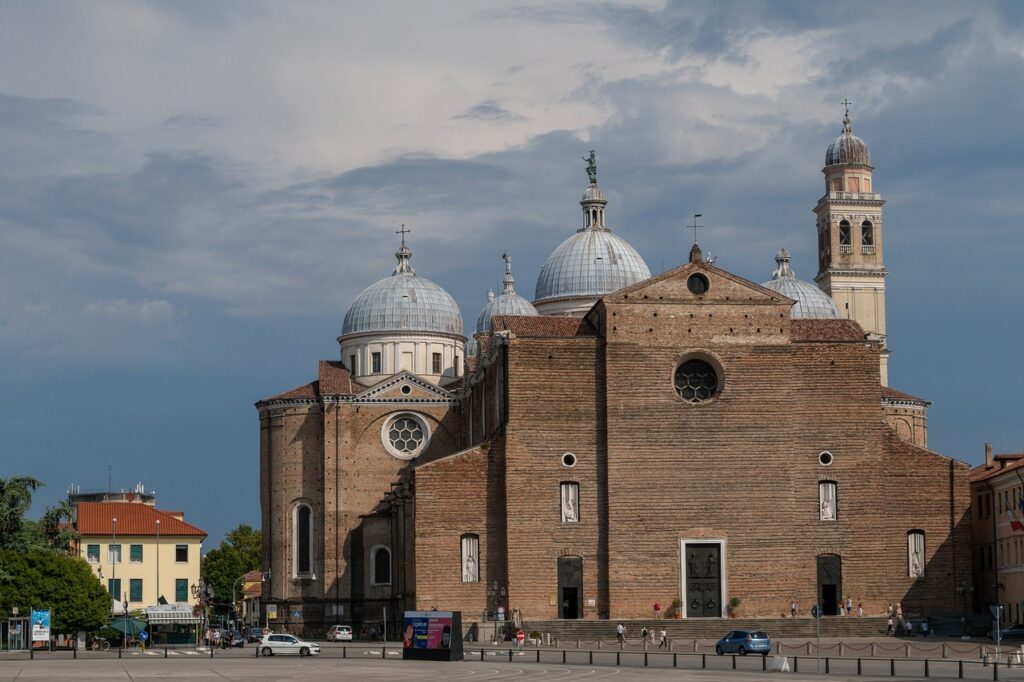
[393,225,414,275]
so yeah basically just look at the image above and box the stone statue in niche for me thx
[820,497,836,521]
[462,544,477,582]
[561,484,579,523]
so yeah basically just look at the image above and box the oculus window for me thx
[461,534,480,582]
[687,273,709,295]
[674,359,719,403]
[382,413,430,459]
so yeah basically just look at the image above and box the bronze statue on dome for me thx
[582,150,597,184]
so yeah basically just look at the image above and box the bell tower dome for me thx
[814,102,890,385]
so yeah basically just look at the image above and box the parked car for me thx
[715,630,771,656]
[227,630,245,647]
[247,627,264,643]
[259,633,321,657]
[326,625,353,641]
[989,624,1024,640]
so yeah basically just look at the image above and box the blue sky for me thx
[2,1,1021,545]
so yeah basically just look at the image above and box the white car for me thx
[259,633,321,656]
[326,625,353,641]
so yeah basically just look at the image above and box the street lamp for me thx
[233,571,271,630]
[155,519,160,604]
[111,516,118,604]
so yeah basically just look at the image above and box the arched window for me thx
[293,503,313,577]
[371,546,392,585]
[861,220,874,246]
[591,208,597,226]
[838,221,851,248]
[819,481,837,521]
[461,534,480,582]
[908,530,925,577]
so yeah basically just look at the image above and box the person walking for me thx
[857,599,863,617]
[653,601,661,620]
[846,597,853,616]
[641,626,649,648]
[616,622,626,647]
[658,628,668,649]
[887,616,894,635]
[790,601,798,618]
[838,599,845,616]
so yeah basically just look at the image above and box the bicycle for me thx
[91,636,111,651]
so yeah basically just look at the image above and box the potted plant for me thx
[671,598,683,619]
[728,597,741,618]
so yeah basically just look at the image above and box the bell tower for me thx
[814,103,890,385]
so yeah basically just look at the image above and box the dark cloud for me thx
[453,100,526,122]
[162,114,220,129]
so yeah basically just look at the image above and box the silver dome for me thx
[761,249,841,320]
[535,228,651,302]
[476,254,538,333]
[341,242,463,337]
[825,112,871,167]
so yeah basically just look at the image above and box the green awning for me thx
[110,618,148,636]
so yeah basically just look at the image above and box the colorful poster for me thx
[402,611,453,649]
[31,609,51,642]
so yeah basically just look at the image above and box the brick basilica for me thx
[257,110,970,635]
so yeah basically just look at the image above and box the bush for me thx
[528,630,542,640]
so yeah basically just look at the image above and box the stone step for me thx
[517,617,889,642]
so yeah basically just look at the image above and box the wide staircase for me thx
[519,617,888,644]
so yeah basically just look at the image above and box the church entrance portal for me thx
[557,557,583,619]
[685,544,722,617]
[817,555,842,616]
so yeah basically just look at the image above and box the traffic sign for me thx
[811,605,821,619]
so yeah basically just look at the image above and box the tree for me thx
[0,477,77,552]
[0,550,109,633]
[201,524,262,606]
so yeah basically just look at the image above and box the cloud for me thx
[161,114,220,129]
[453,100,526,122]
[82,298,182,325]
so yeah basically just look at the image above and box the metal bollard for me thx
[536,649,540,663]
[925,658,930,677]
[342,646,346,658]
[73,644,77,659]
[826,657,830,673]
[616,651,620,666]
[644,652,648,667]
[589,651,593,665]
[118,646,122,659]
[958,660,963,679]
[994,660,1000,681]
[480,648,484,661]
[576,639,580,649]
[732,654,736,670]
[210,645,214,658]
[891,658,895,676]
[943,643,949,658]
[858,657,862,675]
[509,649,513,662]
[674,653,677,668]
[762,655,766,671]
[794,656,798,673]
[840,641,844,656]
[562,650,566,664]
[694,638,698,653]
[701,653,706,668]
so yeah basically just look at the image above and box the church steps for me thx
[512,617,889,642]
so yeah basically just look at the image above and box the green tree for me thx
[0,477,77,552]
[0,550,109,633]
[201,524,262,606]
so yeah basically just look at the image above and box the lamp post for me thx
[192,578,214,649]
[155,519,160,604]
[111,516,118,606]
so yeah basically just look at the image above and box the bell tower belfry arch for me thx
[814,103,890,385]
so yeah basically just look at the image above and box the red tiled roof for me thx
[881,385,931,405]
[491,315,597,337]
[75,502,207,537]
[318,360,352,394]
[970,453,1024,483]
[791,318,865,342]
[263,381,319,401]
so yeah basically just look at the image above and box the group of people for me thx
[616,622,668,649]
[787,597,872,618]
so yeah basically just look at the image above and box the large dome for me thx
[342,243,463,337]
[761,249,841,320]
[535,229,651,302]
[476,254,538,333]
[825,112,871,167]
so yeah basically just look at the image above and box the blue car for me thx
[715,630,771,656]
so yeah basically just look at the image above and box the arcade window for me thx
[674,359,719,403]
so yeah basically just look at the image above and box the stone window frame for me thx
[370,545,392,586]
[292,502,314,579]
[560,481,580,523]
[908,530,925,578]
[461,533,480,583]
[672,352,724,405]
[819,481,837,521]
[380,411,431,460]
[818,451,834,466]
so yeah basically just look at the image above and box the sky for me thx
[2,1,1022,546]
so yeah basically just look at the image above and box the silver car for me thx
[715,630,771,656]
[259,633,321,657]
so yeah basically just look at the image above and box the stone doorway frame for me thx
[678,538,728,618]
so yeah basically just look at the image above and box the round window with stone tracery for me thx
[674,359,720,403]
[381,413,430,460]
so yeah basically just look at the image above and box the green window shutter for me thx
[108,578,122,599]
[130,578,143,602]
[175,579,188,602]
[87,544,100,561]
[130,544,143,562]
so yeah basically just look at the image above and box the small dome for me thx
[581,184,606,203]
[476,254,538,333]
[761,249,841,320]
[465,335,480,358]
[535,228,651,302]
[825,112,871,167]
[342,242,463,337]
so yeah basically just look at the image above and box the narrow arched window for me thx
[819,481,837,521]
[861,221,873,246]
[371,546,391,585]
[908,530,925,577]
[461,534,480,582]
[838,221,851,246]
[294,504,312,576]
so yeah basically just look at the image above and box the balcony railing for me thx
[839,244,853,254]
[861,245,875,255]
[828,191,881,201]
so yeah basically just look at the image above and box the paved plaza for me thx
[2,643,1024,681]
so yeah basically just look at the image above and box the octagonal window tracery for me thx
[674,359,719,403]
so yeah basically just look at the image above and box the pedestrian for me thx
[790,601,798,618]
[857,599,863,617]
[895,602,903,619]
[846,597,853,616]
[641,626,649,646]
[616,622,626,646]
[653,601,661,620]
[921,619,929,637]
[887,603,894,618]
[658,628,667,649]
[370,625,377,642]
[887,617,894,635]
[838,599,845,616]
[904,619,913,637]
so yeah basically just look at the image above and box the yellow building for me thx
[73,502,206,609]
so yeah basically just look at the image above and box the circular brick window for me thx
[562,453,577,468]
[819,451,833,466]
[401,385,412,395]
[687,273,709,295]
[381,413,430,460]
[674,359,719,403]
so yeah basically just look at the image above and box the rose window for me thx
[674,359,719,403]
[382,413,429,459]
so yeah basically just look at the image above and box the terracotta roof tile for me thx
[791,318,865,342]
[491,315,597,337]
[318,360,352,394]
[75,502,207,537]
[262,381,319,402]
[970,454,1024,483]
[881,385,931,405]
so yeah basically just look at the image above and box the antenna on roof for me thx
[688,211,703,245]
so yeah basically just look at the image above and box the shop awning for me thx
[145,605,200,624]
